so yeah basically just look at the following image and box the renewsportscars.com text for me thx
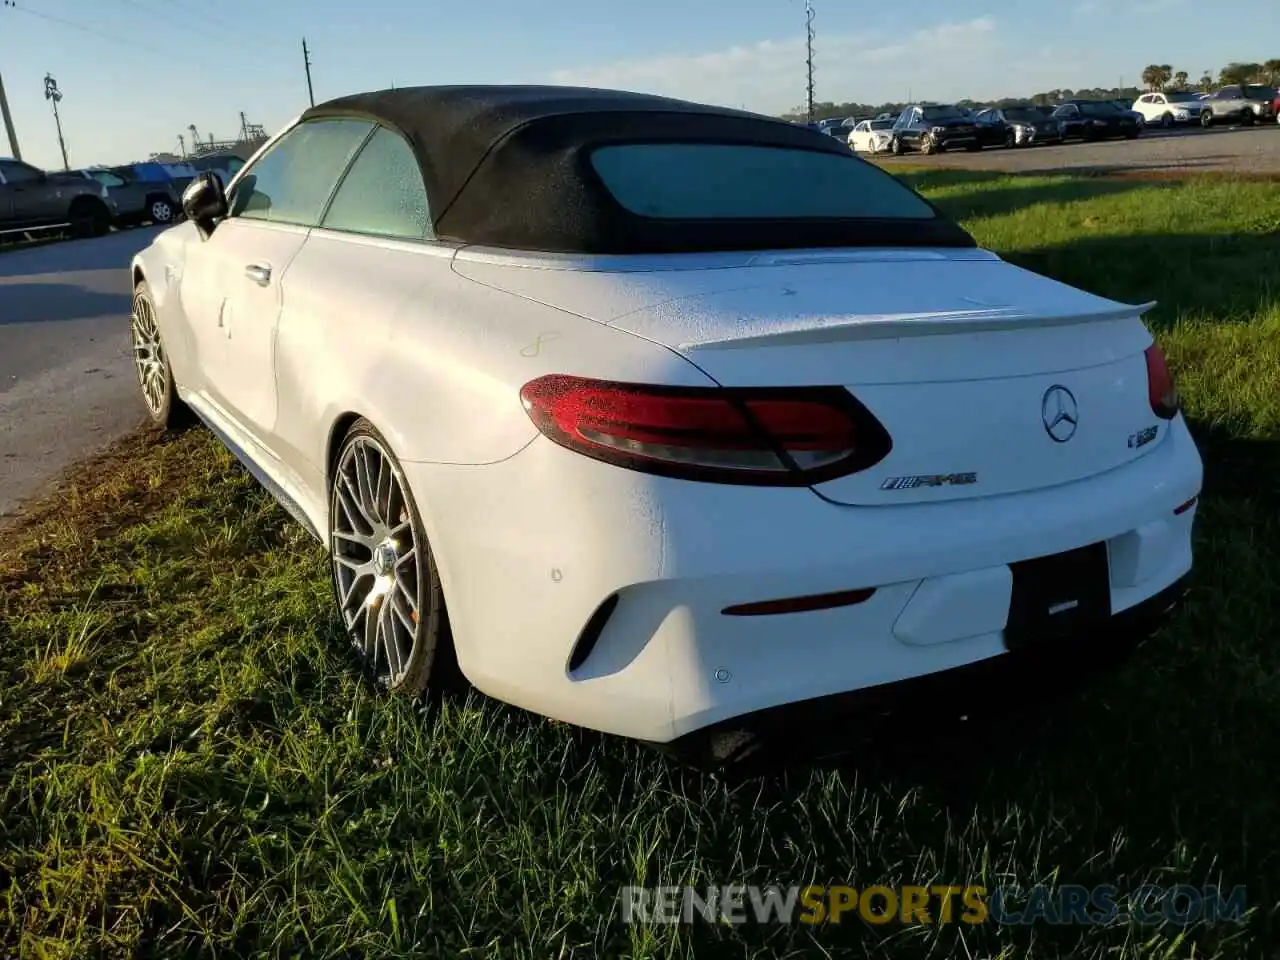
[619,884,1248,927]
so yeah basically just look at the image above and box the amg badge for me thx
[881,472,978,491]
[1128,425,1159,449]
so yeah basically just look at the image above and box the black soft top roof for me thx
[301,85,975,254]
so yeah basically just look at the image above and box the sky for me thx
[1,0,1276,170]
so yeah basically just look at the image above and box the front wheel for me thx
[890,136,905,156]
[131,281,192,430]
[329,421,460,696]
[1239,110,1255,126]
[1161,112,1174,128]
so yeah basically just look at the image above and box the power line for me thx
[3,2,139,50]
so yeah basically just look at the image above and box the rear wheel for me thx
[1239,109,1255,126]
[146,195,175,224]
[1200,110,1214,128]
[329,421,460,696]
[1004,128,1017,148]
[69,197,110,238]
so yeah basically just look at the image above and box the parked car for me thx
[970,110,1012,149]
[1202,85,1277,125]
[889,103,981,154]
[0,157,113,238]
[188,153,247,188]
[1052,100,1142,140]
[68,166,180,225]
[974,105,1064,147]
[1109,100,1146,128]
[130,86,1201,756]
[847,118,895,154]
[1131,91,1211,127]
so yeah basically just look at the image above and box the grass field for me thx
[2,170,1279,959]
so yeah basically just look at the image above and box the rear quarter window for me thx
[588,143,936,221]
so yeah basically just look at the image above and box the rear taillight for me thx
[519,375,891,485]
[1144,344,1180,420]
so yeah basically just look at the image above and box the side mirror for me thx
[182,172,228,239]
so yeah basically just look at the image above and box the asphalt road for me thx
[875,123,1280,175]
[0,228,160,520]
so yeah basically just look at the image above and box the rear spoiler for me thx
[683,301,1157,351]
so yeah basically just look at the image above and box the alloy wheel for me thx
[130,293,168,416]
[151,200,173,223]
[330,436,423,688]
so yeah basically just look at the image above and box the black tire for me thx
[1239,110,1255,127]
[1200,110,1214,128]
[145,194,176,224]
[131,281,193,431]
[69,197,111,238]
[1161,112,1174,128]
[328,419,462,697]
[890,136,905,156]
[1004,128,1017,148]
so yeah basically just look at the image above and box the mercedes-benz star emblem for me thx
[1041,385,1079,442]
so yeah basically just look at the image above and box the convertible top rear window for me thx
[589,143,936,221]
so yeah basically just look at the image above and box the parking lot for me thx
[0,228,156,518]
[875,123,1280,175]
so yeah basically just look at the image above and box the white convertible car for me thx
[131,86,1201,758]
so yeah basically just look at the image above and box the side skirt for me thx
[189,406,325,545]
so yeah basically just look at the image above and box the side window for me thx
[0,160,43,184]
[321,126,432,241]
[230,119,374,226]
[92,171,127,188]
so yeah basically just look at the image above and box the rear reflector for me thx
[1174,496,1198,516]
[1144,344,1180,420]
[519,375,891,485]
[723,587,876,616]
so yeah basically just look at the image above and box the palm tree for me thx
[1141,64,1171,91]
[1264,59,1280,85]
[1172,71,1189,90]
[1198,72,1214,92]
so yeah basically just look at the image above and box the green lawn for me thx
[2,172,1278,959]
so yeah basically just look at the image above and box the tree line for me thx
[787,59,1280,121]
[1140,60,1280,92]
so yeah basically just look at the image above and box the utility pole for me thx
[43,74,68,170]
[302,38,315,107]
[177,134,186,158]
[0,68,20,159]
[804,0,815,122]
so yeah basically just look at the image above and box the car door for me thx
[269,123,437,503]
[0,160,61,226]
[178,117,375,446]
[0,167,14,225]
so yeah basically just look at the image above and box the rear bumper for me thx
[405,416,1201,743]
[664,573,1190,761]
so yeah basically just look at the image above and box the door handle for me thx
[244,263,272,286]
